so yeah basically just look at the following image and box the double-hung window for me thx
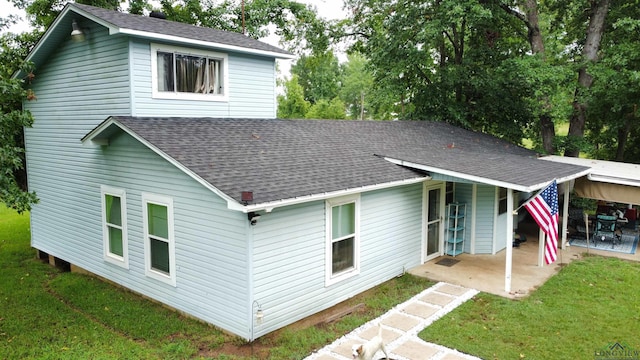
[151,43,228,101]
[142,193,176,286]
[101,186,128,267]
[326,195,360,286]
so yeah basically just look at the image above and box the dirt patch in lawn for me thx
[199,289,376,359]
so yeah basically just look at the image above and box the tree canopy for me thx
[0,20,40,212]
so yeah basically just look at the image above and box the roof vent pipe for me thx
[149,11,166,19]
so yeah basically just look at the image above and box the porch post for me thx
[505,188,514,293]
[538,230,545,267]
[561,181,570,249]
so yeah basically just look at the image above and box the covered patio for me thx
[410,211,640,299]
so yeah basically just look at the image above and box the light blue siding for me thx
[452,183,474,253]
[26,23,131,263]
[228,54,277,118]
[24,22,275,339]
[100,133,250,337]
[473,185,496,254]
[250,184,423,338]
[25,15,444,341]
[130,40,277,118]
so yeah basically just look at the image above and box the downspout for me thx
[247,217,257,341]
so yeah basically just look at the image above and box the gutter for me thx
[383,157,592,193]
[230,176,431,213]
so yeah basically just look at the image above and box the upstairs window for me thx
[151,43,228,101]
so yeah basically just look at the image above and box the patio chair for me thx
[595,214,622,248]
[568,208,588,237]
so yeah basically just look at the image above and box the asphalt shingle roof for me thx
[71,3,292,56]
[89,117,590,206]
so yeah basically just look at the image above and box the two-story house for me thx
[17,3,590,340]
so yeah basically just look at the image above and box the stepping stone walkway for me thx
[304,282,481,360]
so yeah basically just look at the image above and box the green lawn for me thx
[0,204,433,359]
[3,204,640,359]
[421,256,640,359]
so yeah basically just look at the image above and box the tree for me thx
[1,0,332,210]
[277,74,310,119]
[158,0,331,54]
[0,30,39,212]
[561,0,612,157]
[343,0,536,142]
[291,51,342,104]
[583,12,640,163]
[305,98,346,119]
[338,53,374,120]
[499,0,556,154]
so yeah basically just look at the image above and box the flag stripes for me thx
[524,180,559,264]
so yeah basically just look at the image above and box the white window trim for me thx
[325,194,361,287]
[142,192,176,286]
[150,42,229,102]
[101,185,129,268]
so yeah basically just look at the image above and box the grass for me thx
[4,203,640,359]
[0,204,433,359]
[420,256,640,359]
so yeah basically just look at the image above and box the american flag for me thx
[524,180,559,264]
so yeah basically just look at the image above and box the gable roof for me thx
[15,2,293,79]
[69,3,293,57]
[83,117,591,211]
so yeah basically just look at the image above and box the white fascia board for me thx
[68,5,295,59]
[117,29,296,59]
[81,118,117,144]
[541,155,640,186]
[588,174,640,187]
[17,5,118,78]
[234,176,430,213]
[82,118,240,208]
[383,157,591,193]
[14,6,74,79]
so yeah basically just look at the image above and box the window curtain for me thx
[176,54,206,93]
[208,60,221,94]
[157,51,222,95]
[157,52,174,92]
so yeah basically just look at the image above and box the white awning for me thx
[540,156,640,205]
[574,177,640,205]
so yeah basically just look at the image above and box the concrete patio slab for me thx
[401,302,439,319]
[393,339,439,359]
[382,313,421,332]
[419,291,456,306]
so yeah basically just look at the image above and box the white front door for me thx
[424,183,445,262]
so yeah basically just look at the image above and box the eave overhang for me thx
[383,156,592,193]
